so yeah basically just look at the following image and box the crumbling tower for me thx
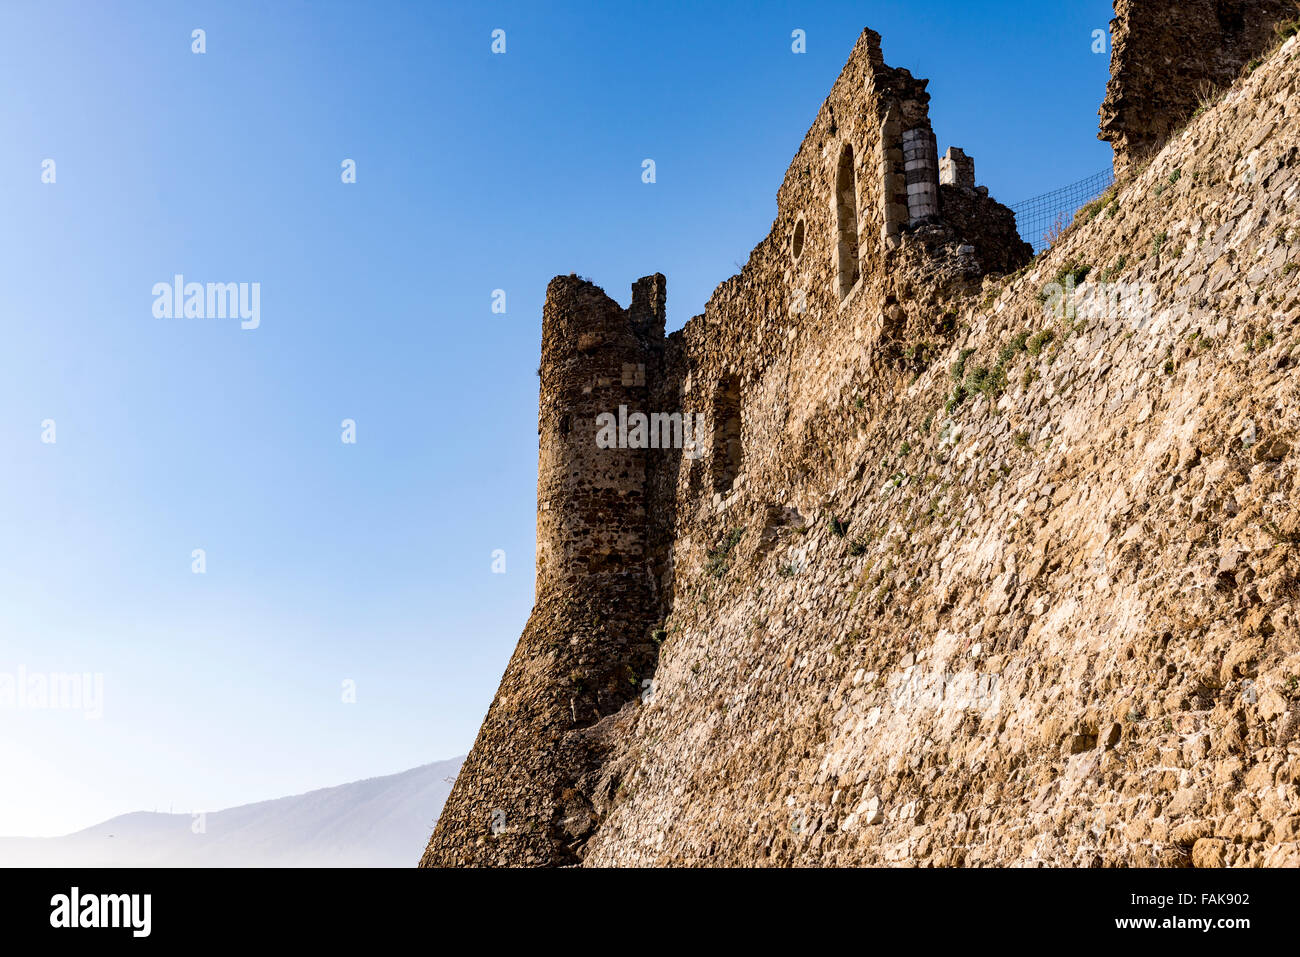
[420,275,667,867]
[535,274,664,598]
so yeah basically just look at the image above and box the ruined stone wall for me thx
[940,146,976,188]
[939,183,1034,276]
[419,30,1086,869]
[426,22,1300,870]
[1100,0,1296,175]
[580,33,1300,867]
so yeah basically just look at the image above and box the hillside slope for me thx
[0,758,462,867]
[579,35,1300,867]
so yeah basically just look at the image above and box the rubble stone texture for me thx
[422,11,1300,867]
[1100,0,1296,175]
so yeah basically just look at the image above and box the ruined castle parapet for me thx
[936,145,1032,276]
[1100,0,1294,174]
[939,146,976,188]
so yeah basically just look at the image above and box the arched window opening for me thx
[711,377,742,494]
[835,144,860,300]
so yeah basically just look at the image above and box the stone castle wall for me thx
[421,28,1031,867]
[423,10,1300,868]
[1100,0,1296,174]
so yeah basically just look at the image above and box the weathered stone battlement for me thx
[1100,0,1296,174]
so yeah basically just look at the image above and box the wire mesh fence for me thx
[1010,169,1115,254]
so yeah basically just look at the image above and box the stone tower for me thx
[420,275,667,866]
[535,274,665,601]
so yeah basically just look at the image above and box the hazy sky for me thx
[0,0,1112,837]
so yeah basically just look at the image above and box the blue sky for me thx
[0,0,1112,837]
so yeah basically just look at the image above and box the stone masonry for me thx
[424,10,1300,867]
[421,27,1031,867]
[1100,0,1297,175]
[940,146,976,188]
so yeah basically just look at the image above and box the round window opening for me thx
[791,218,806,261]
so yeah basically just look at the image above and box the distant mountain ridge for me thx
[0,757,463,867]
